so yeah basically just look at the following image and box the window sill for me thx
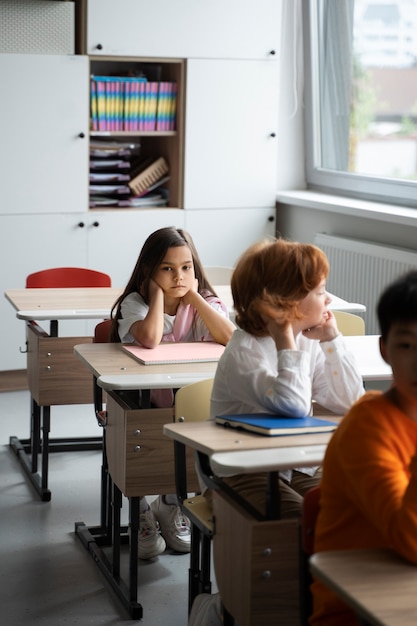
[276,190,417,228]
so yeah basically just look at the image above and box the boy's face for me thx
[298,278,331,329]
[380,321,417,411]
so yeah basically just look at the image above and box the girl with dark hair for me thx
[110,226,234,560]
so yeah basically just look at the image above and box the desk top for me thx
[6,286,365,322]
[163,420,335,457]
[74,342,217,389]
[310,549,417,626]
[343,335,391,381]
[74,335,391,391]
[5,287,122,320]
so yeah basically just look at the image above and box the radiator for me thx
[314,234,417,335]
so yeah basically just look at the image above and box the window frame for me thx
[302,0,417,209]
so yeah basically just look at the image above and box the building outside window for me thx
[303,0,417,207]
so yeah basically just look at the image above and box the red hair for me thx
[231,239,329,336]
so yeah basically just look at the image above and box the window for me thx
[303,0,417,207]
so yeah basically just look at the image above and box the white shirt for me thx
[210,328,365,478]
[118,291,228,343]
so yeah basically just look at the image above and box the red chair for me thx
[26,267,111,288]
[300,485,321,626]
[93,319,113,423]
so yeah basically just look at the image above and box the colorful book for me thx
[122,342,225,365]
[90,78,98,131]
[215,414,338,437]
[168,82,177,130]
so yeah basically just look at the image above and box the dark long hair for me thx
[110,227,216,341]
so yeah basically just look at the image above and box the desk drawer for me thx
[27,323,94,406]
[213,489,300,626]
[106,391,200,497]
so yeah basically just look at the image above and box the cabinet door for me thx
[184,59,279,210]
[0,54,89,215]
[86,0,282,60]
[1,214,88,371]
[86,209,186,287]
[184,208,276,267]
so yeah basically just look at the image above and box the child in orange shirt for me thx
[311,270,417,625]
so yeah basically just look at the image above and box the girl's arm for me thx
[182,288,235,345]
[128,281,165,348]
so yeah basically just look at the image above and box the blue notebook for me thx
[215,413,338,436]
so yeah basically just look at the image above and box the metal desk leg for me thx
[9,397,52,502]
[75,482,143,619]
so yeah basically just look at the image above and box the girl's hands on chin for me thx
[181,278,199,305]
[300,310,340,342]
[148,278,164,299]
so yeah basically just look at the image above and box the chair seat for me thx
[183,495,214,535]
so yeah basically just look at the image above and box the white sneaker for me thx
[188,593,222,626]
[137,509,166,560]
[150,496,191,553]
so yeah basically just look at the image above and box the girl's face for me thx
[298,278,331,329]
[153,245,196,297]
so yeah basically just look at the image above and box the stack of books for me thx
[89,141,170,208]
[90,75,177,132]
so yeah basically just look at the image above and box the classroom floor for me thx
[0,388,210,625]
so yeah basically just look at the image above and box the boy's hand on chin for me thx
[301,311,340,342]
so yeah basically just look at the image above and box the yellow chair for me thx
[174,378,216,614]
[204,266,234,285]
[333,310,365,335]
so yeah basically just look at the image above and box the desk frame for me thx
[74,385,201,620]
[9,320,102,501]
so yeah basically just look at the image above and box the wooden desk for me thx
[163,420,338,626]
[73,342,220,620]
[343,335,391,381]
[5,287,121,501]
[310,548,417,626]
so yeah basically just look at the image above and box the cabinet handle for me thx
[96,43,103,50]
[92,221,100,227]
[270,50,276,55]
[78,222,85,228]
[268,215,275,222]
[78,132,85,139]
[269,132,276,138]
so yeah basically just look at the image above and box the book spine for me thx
[90,78,98,131]
[96,79,107,131]
[138,80,146,131]
[168,82,177,131]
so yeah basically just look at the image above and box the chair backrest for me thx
[204,266,234,285]
[301,485,321,556]
[300,484,321,626]
[94,319,113,343]
[174,378,214,423]
[332,311,365,336]
[26,267,111,288]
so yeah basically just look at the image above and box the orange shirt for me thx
[310,390,417,626]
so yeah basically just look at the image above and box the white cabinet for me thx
[183,59,279,210]
[0,54,89,215]
[84,0,282,60]
[2,213,89,371]
[87,209,185,287]
[185,208,276,267]
[0,4,281,371]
